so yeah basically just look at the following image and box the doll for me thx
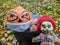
[30,14,42,32]
[32,15,58,45]
[29,16,41,45]
[30,19,37,32]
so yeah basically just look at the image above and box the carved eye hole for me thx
[22,13,29,18]
[8,13,18,21]
[24,13,29,16]
[9,11,17,17]
[10,13,15,17]
[22,13,30,20]
[42,24,46,28]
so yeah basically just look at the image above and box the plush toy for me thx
[32,15,58,45]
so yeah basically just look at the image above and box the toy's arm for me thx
[32,33,44,42]
[51,32,60,43]
[32,35,41,42]
[46,32,56,42]
[47,35,54,42]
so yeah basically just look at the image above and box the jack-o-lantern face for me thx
[6,6,32,23]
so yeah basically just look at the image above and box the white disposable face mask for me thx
[41,21,53,32]
[6,20,32,32]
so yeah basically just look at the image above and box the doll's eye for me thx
[48,25,51,28]
[42,24,46,28]
[34,24,37,26]
[10,14,15,17]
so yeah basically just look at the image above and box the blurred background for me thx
[0,0,60,45]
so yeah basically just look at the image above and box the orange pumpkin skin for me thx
[6,6,32,23]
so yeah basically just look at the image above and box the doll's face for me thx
[41,21,53,33]
[30,19,37,32]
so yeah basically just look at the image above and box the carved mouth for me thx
[18,19,22,22]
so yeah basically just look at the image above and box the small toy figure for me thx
[30,14,42,32]
[32,15,58,45]
[30,19,37,32]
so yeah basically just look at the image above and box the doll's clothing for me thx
[33,32,55,42]
[41,41,55,45]
[40,41,48,45]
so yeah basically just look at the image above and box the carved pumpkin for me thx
[6,6,32,23]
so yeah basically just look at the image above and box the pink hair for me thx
[37,15,57,32]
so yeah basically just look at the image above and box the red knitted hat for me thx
[37,15,57,32]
